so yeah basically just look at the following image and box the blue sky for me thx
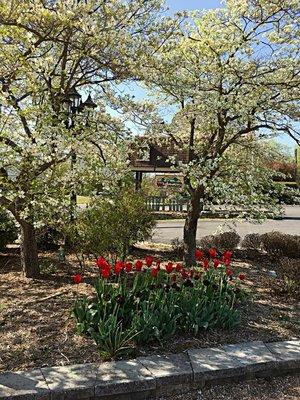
[166,0,223,13]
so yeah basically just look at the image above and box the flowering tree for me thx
[0,0,177,277]
[141,0,300,265]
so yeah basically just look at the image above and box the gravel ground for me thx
[160,375,300,400]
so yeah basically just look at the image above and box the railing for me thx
[146,196,188,212]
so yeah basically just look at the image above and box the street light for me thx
[67,87,82,110]
[65,88,97,219]
[82,93,97,110]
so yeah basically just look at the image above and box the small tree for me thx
[142,0,300,265]
[64,188,154,262]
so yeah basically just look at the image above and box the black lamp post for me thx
[65,88,97,220]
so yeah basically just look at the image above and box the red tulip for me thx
[209,248,217,258]
[151,267,159,278]
[135,260,143,271]
[165,262,174,274]
[223,257,231,266]
[223,250,233,259]
[96,256,109,269]
[175,263,183,272]
[73,274,83,284]
[203,258,209,270]
[226,268,233,277]
[125,262,133,273]
[213,259,220,268]
[101,266,110,279]
[195,248,204,260]
[114,261,124,275]
[171,274,177,283]
[156,259,161,269]
[145,255,154,267]
[238,273,246,281]
[181,269,189,279]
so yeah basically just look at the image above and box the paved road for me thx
[152,206,300,243]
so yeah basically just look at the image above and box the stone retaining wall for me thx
[0,340,299,400]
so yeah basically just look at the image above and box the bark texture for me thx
[20,220,39,278]
[183,186,204,266]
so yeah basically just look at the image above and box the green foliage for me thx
[131,289,179,345]
[73,297,98,336]
[0,0,174,275]
[65,189,154,259]
[0,209,18,251]
[91,307,138,359]
[73,258,246,358]
[38,259,58,275]
[276,185,300,205]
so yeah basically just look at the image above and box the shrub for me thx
[213,231,241,250]
[197,235,215,251]
[241,233,262,250]
[0,209,18,251]
[73,249,247,358]
[198,231,240,251]
[260,232,300,258]
[64,189,154,261]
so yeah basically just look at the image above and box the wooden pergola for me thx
[129,137,188,190]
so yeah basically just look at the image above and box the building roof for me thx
[129,136,188,173]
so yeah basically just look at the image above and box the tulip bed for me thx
[73,249,247,359]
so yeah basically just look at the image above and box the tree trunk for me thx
[20,220,39,278]
[183,186,204,267]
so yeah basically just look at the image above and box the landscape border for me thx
[0,339,299,400]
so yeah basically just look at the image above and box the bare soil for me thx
[0,249,299,372]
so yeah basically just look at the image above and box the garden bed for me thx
[0,248,298,372]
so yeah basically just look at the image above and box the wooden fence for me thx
[146,196,188,212]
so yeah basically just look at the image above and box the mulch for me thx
[0,249,299,372]
[164,375,300,400]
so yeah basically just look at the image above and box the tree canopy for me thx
[0,0,177,276]
[140,0,300,263]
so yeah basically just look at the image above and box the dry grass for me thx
[0,249,299,372]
